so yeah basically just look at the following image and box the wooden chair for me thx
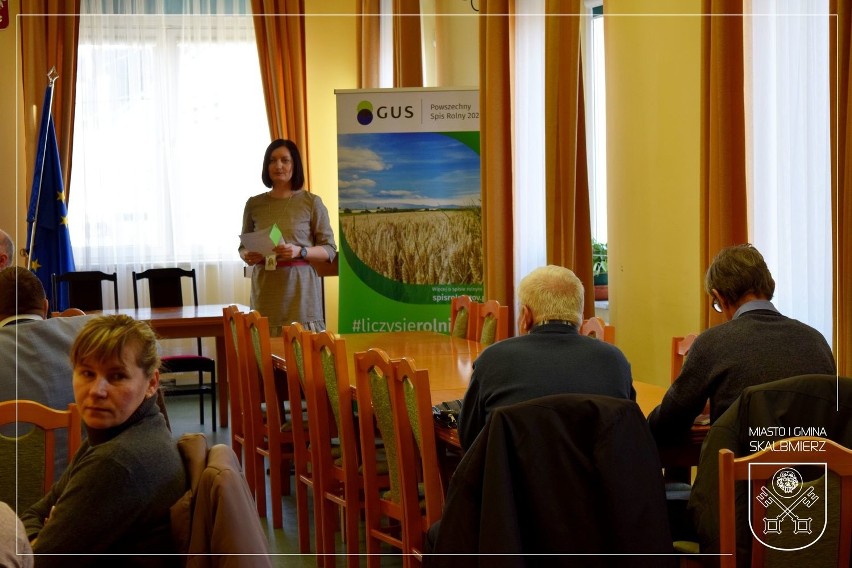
[282,323,322,556]
[0,401,82,511]
[392,357,445,561]
[308,330,364,566]
[671,333,699,381]
[221,306,253,495]
[133,267,216,431]
[579,316,616,344]
[355,349,408,568]
[475,299,509,345]
[718,437,852,567]
[170,433,273,566]
[450,295,477,340]
[244,310,297,529]
[51,270,118,312]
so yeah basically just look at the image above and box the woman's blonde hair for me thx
[71,314,160,377]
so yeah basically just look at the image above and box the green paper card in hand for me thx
[269,224,284,246]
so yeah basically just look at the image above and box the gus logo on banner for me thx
[748,463,828,552]
[356,100,415,126]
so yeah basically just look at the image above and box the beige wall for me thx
[606,0,703,386]
[305,0,358,333]
[1,1,26,265]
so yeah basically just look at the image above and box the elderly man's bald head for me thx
[0,229,13,270]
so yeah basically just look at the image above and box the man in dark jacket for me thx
[648,244,835,443]
[458,265,634,450]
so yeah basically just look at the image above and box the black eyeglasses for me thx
[712,298,723,313]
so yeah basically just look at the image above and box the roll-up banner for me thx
[335,88,483,334]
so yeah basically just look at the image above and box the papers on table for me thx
[239,224,284,255]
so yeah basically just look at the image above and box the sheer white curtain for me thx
[70,0,267,314]
[513,0,546,297]
[745,0,832,345]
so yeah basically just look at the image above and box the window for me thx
[587,4,607,246]
[746,0,832,344]
[70,3,268,289]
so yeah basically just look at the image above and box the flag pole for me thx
[26,66,59,270]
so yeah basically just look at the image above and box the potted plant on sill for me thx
[593,239,608,301]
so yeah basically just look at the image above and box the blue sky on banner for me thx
[26,86,75,311]
[337,132,481,211]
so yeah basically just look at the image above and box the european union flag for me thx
[26,85,75,312]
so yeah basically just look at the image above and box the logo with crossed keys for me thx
[749,464,828,551]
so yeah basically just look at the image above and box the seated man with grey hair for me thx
[457,265,635,450]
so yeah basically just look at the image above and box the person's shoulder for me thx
[2,315,93,341]
[576,332,629,358]
[245,192,269,206]
[473,334,526,361]
[301,189,327,206]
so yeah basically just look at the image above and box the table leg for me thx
[215,336,229,428]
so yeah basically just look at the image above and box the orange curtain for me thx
[479,1,515,318]
[20,1,80,203]
[544,1,594,319]
[251,0,310,186]
[699,0,748,330]
[392,0,423,87]
[358,0,381,88]
[830,0,852,375]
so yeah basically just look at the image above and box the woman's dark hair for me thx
[704,243,775,304]
[261,139,305,190]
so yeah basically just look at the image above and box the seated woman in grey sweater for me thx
[21,315,186,567]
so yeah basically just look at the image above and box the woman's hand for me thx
[242,251,265,266]
[273,243,300,261]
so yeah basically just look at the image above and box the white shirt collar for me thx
[733,299,778,319]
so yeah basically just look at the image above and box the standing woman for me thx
[240,139,337,335]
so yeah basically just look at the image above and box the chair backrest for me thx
[283,323,312,469]
[392,357,444,546]
[307,330,360,488]
[132,267,198,309]
[235,311,267,470]
[354,348,415,554]
[430,394,674,557]
[51,270,119,312]
[171,433,272,566]
[134,267,201,354]
[450,295,477,340]
[246,311,280,432]
[476,299,509,345]
[671,333,698,381]
[580,316,616,344]
[222,306,248,457]
[718,437,852,568]
[0,401,82,497]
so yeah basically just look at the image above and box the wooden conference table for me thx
[268,330,706,463]
[97,304,249,428]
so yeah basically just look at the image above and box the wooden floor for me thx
[165,393,405,567]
